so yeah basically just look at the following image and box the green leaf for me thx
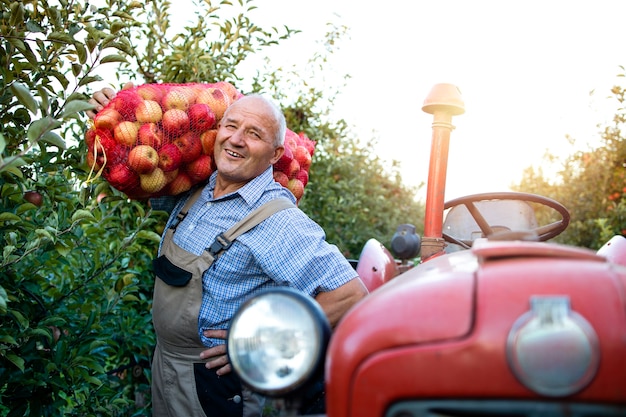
[29,328,53,342]
[72,63,82,77]
[136,230,161,243]
[0,161,24,177]
[74,42,87,64]
[3,245,16,261]
[0,213,21,222]
[5,353,25,372]
[0,335,17,344]
[71,209,95,222]
[0,132,5,154]
[10,82,38,114]
[10,310,28,329]
[36,86,50,115]
[58,100,96,119]
[84,375,103,387]
[0,286,7,314]
[55,242,71,257]
[47,31,74,44]
[78,75,103,87]
[100,54,128,64]
[27,117,62,145]
[35,228,54,242]
[40,131,66,149]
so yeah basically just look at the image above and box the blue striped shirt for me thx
[155,167,358,347]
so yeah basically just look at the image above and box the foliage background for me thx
[513,72,626,249]
[0,0,424,415]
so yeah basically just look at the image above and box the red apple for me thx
[286,158,300,179]
[213,81,240,101]
[161,88,193,111]
[158,143,183,172]
[163,168,179,183]
[96,192,108,203]
[128,144,159,174]
[85,149,102,171]
[284,130,298,153]
[137,84,165,102]
[94,132,128,166]
[295,169,309,187]
[188,103,217,132]
[113,121,140,146]
[293,145,312,170]
[24,190,43,207]
[200,129,217,156]
[185,154,213,183]
[162,108,190,138]
[174,132,202,163]
[85,128,96,148]
[166,171,193,195]
[106,163,140,191]
[273,170,289,187]
[137,123,164,148]
[287,178,304,200]
[135,100,163,123]
[195,87,231,119]
[140,167,168,193]
[111,90,142,121]
[94,107,122,131]
[299,133,316,156]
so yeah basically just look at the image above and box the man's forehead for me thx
[226,99,274,126]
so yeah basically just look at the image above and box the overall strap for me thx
[207,198,295,258]
[170,186,205,230]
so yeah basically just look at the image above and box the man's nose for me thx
[229,129,245,145]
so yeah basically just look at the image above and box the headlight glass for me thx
[228,288,329,396]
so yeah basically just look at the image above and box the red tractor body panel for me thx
[326,240,626,417]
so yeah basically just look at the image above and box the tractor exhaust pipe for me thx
[420,83,465,261]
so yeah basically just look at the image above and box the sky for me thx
[178,0,626,200]
[160,0,626,200]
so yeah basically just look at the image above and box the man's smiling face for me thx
[213,96,284,191]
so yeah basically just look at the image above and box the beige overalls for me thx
[150,189,292,417]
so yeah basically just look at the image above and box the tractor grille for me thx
[385,400,625,417]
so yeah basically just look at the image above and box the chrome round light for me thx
[228,288,330,396]
[506,296,600,397]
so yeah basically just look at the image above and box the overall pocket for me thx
[194,364,244,417]
[153,255,193,287]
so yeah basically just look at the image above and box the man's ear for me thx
[270,145,285,165]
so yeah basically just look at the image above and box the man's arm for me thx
[315,277,369,328]
[201,277,368,375]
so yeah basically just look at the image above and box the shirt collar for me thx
[206,166,275,205]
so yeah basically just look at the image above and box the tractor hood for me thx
[325,239,625,417]
[327,248,477,384]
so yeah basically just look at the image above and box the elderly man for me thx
[88,88,368,417]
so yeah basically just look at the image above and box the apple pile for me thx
[273,129,316,203]
[84,82,316,202]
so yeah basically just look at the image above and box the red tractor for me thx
[227,84,626,416]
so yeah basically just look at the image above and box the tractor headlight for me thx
[228,288,331,396]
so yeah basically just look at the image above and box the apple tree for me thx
[513,72,626,249]
[0,0,295,415]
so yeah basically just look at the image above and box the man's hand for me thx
[86,82,135,119]
[199,329,231,376]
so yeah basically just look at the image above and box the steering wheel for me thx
[442,192,570,248]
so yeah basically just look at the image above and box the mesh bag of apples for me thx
[85,82,316,203]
